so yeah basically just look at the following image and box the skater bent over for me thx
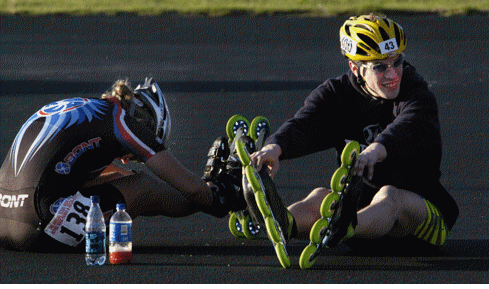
[250,14,459,253]
[0,78,243,251]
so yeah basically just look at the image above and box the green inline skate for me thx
[299,140,363,269]
[235,118,295,269]
[225,115,272,240]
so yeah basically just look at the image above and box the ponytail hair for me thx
[101,79,134,109]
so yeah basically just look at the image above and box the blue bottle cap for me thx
[116,203,126,210]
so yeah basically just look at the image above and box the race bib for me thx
[340,35,357,56]
[379,38,399,55]
[44,192,91,247]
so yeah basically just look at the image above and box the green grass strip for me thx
[1,0,488,16]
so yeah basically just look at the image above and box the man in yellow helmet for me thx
[244,15,459,263]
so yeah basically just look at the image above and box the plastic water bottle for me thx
[85,195,106,265]
[109,203,132,264]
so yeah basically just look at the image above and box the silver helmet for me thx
[131,78,171,145]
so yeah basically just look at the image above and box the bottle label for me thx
[110,223,132,243]
[86,232,106,254]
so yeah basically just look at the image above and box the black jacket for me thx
[266,62,459,228]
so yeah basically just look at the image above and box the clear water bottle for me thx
[109,203,132,264]
[85,195,106,265]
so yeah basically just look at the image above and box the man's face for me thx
[350,53,404,100]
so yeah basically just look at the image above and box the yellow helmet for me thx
[340,14,407,62]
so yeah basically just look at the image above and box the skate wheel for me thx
[244,165,262,192]
[236,138,251,166]
[228,213,245,238]
[274,242,291,269]
[330,166,348,193]
[341,141,360,167]
[320,192,340,218]
[299,244,318,270]
[226,115,250,140]
[265,216,281,243]
[246,220,261,239]
[240,214,254,239]
[255,190,271,217]
[250,116,270,142]
[310,218,329,244]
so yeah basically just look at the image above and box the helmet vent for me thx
[358,34,380,53]
[356,46,369,56]
[378,26,390,42]
[394,25,402,47]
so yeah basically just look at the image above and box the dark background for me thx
[0,14,488,283]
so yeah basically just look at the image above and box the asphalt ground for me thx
[0,14,488,283]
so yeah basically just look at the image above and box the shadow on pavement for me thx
[0,80,321,95]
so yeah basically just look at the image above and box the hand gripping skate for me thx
[225,115,269,240]
[236,125,294,269]
[299,140,362,269]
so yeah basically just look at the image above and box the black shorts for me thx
[0,183,124,252]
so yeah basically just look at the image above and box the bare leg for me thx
[288,185,427,241]
[108,172,202,219]
[355,185,427,239]
[287,187,329,239]
[145,150,214,208]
